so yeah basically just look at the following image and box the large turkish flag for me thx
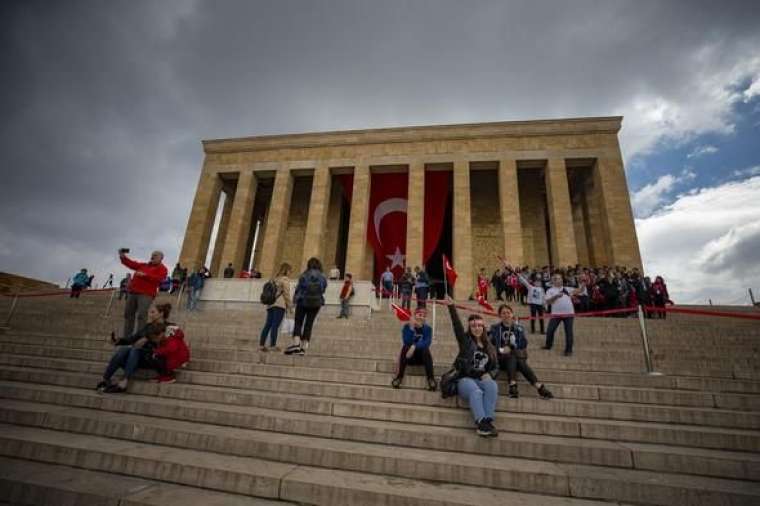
[367,172,408,282]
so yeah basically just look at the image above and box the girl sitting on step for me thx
[442,296,500,438]
[98,303,172,393]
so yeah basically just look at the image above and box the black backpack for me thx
[260,279,280,305]
[301,274,323,308]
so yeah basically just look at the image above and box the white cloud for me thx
[636,176,760,304]
[743,78,760,101]
[631,175,678,218]
[687,145,718,158]
[619,54,760,162]
[732,165,760,178]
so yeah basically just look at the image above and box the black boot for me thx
[538,384,554,399]
[508,383,519,398]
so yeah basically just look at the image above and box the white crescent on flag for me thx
[373,198,407,246]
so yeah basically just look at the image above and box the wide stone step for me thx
[3,353,758,429]
[0,455,292,505]
[0,332,677,375]
[1,369,758,452]
[2,385,758,481]
[7,330,759,393]
[4,343,759,411]
[0,424,627,506]
[0,422,760,505]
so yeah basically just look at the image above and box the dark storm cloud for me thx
[0,0,759,286]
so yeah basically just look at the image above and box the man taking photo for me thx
[120,249,168,339]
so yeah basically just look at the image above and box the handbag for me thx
[439,367,460,399]
[282,317,295,335]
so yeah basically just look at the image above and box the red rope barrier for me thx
[0,288,117,299]
[371,286,638,320]
[643,305,760,321]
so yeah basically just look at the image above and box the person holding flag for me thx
[442,295,500,438]
[391,308,437,391]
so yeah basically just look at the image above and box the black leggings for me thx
[397,345,434,379]
[293,305,320,341]
[529,304,545,333]
[499,354,538,385]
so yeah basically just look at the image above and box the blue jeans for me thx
[415,287,429,308]
[457,376,498,423]
[260,307,285,347]
[103,346,141,380]
[545,316,574,353]
[339,298,351,317]
[187,287,201,311]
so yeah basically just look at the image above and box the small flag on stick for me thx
[391,303,412,322]
[442,254,458,286]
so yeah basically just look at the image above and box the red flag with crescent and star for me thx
[367,172,408,282]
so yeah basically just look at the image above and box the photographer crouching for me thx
[119,248,168,339]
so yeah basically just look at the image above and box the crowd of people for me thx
[479,263,671,319]
[82,246,673,439]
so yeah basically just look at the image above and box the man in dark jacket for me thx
[489,304,553,399]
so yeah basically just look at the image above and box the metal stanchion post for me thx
[1,291,20,330]
[637,304,662,376]
[176,283,185,313]
[431,298,436,340]
[102,289,116,318]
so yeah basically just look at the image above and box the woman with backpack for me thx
[441,296,500,438]
[259,262,293,352]
[285,257,327,356]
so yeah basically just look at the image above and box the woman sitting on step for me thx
[97,303,172,393]
[442,296,500,438]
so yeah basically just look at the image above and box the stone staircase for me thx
[1,292,759,505]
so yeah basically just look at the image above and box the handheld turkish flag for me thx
[477,295,494,313]
[442,254,458,286]
[391,303,412,322]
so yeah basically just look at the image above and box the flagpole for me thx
[442,254,448,298]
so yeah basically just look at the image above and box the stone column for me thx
[452,160,474,299]
[405,160,425,269]
[218,169,257,276]
[498,158,524,266]
[179,166,223,271]
[344,163,371,279]
[301,165,332,270]
[595,147,643,269]
[209,188,234,275]
[257,167,293,278]
[545,158,578,267]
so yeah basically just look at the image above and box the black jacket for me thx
[448,305,499,380]
[115,323,159,356]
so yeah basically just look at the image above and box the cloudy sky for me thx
[1,0,759,304]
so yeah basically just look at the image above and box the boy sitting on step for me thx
[152,325,190,384]
[392,308,437,391]
[488,304,553,400]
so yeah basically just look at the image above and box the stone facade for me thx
[179,117,642,299]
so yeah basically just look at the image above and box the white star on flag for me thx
[386,246,406,269]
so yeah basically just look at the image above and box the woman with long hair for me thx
[259,262,293,351]
[443,296,500,437]
[98,303,172,393]
[284,257,327,355]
